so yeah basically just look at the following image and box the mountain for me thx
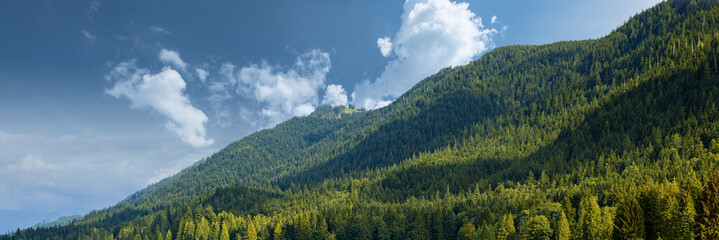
[31,215,83,229]
[6,0,719,239]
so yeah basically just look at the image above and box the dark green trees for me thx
[7,0,719,239]
[698,172,719,239]
[613,193,644,240]
[526,215,552,240]
[577,195,602,240]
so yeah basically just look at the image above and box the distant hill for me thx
[32,215,82,229]
[6,0,719,239]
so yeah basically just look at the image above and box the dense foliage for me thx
[5,0,719,239]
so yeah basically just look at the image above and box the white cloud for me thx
[195,68,208,82]
[322,84,348,107]
[158,49,187,71]
[491,15,498,24]
[8,154,61,173]
[86,1,100,20]
[106,62,213,148]
[377,37,393,57]
[0,130,210,226]
[205,63,238,128]
[234,49,331,126]
[204,50,332,129]
[352,0,498,109]
[81,30,96,42]
[150,26,171,34]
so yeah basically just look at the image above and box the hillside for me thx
[31,215,83,229]
[6,0,719,239]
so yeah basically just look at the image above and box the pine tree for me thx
[556,211,570,240]
[166,229,172,240]
[196,217,211,240]
[246,223,257,240]
[561,196,576,230]
[698,172,719,239]
[411,215,431,240]
[577,195,601,240]
[639,189,661,240]
[273,220,283,240]
[613,194,644,240]
[221,223,231,240]
[679,192,696,240]
[458,222,476,240]
[183,220,196,240]
[496,214,515,240]
[526,215,552,240]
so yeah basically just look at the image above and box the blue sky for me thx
[0,0,660,233]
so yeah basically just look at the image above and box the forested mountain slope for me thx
[7,0,719,239]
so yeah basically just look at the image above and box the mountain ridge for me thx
[7,0,719,239]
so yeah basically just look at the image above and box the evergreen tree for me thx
[273,220,283,240]
[526,215,552,240]
[556,211,570,240]
[221,223,231,240]
[246,223,257,240]
[496,214,515,240]
[698,172,719,240]
[679,192,696,240]
[613,194,644,240]
[411,216,431,240]
[577,195,601,240]
[458,222,476,240]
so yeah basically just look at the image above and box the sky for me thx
[0,0,661,233]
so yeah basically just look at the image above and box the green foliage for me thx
[31,215,83,229]
[7,0,719,239]
[526,215,552,240]
[698,172,719,239]
[556,211,570,240]
[613,193,644,240]
[496,214,515,240]
[577,195,602,240]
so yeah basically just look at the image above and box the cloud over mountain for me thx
[352,0,498,109]
[209,49,333,128]
[106,61,213,148]
[322,84,349,107]
[158,49,187,71]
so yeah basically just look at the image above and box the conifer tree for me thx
[273,220,283,240]
[613,194,644,240]
[527,215,552,240]
[577,195,601,240]
[679,192,696,240]
[496,214,515,240]
[221,223,230,240]
[458,222,476,240]
[556,211,570,240]
[246,223,257,240]
[698,172,719,239]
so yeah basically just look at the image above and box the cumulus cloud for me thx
[106,61,213,147]
[352,0,498,109]
[158,49,187,71]
[195,68,208,82]
[238,50,330,123]
[81,30,96,42]
[205,49,331,127]
[491,15,498,24]
[322,84,349,107]
[150,26,171,34]
[377,37,393,57]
